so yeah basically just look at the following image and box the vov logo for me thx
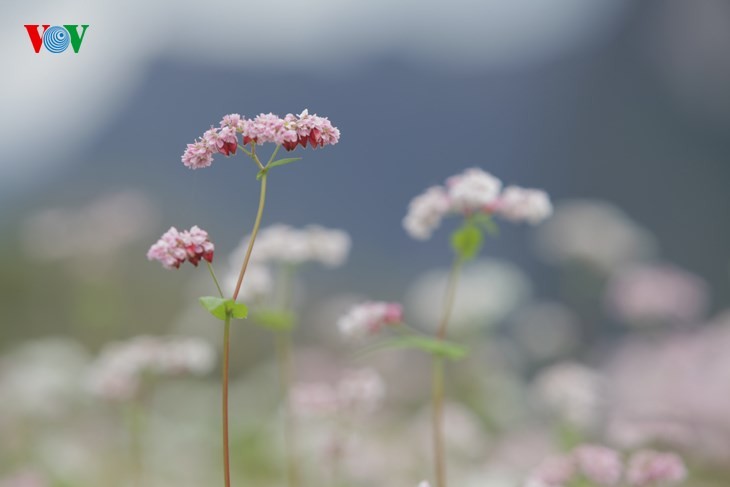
[24,25,89,54]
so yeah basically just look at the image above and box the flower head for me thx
[496,186,553,224]
[337,301,403,339]
[181,139,214,169]
[574,445,623,486]
[626,450,687,487]
[403,168,551,240]
[147,226,214,269]
[241,224,351,268]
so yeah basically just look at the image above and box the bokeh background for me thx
[1,1,730,486]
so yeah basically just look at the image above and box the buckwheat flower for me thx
[533,361,604,429]
[403,186,451,240]
[240,224,351,267]
[446,167,502,213]
[181,139,214,169]
[203,126,238,156]
[526,454,575,487]
[337,301,403,339]
[305,225,352,267]
[87,336,215,401]
[0,470,48,487]
[605,264,708,325]
[496,186,553,224]
[626,450,687,487]
[242,113,297,146]
[147,226,214,269]
[220,113,245,132]
[573,445,622,486]
[291,382,340,417]
[283,109,341,151]
[336,368,385,414]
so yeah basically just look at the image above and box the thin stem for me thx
[207,261,224,298]
[276,331,298,487]
[251,144,265,170]
[129,397,144,487]
[431,255,463,487]
[232,172,268,301]
[237,144,252,157]
[431,357,446,487]
[436,256,463,340]
[267,144,282,166]
[222,314,232,487]
[276,263,298,486]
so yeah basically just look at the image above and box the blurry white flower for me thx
[223,263,273,304]
[235,224,351,267]
[291,367,385,418]
[604,264,708,325]
[403,186,451,240]
[406,258,532,332]
[511,302,579,361]
[0,339,90,419]
[21,190,158,262]
[535,200,655,271]
[337,301,403,340]
[87,335,215,401]
[446,167,503,213]
[495,186,553,224]
[533,361,604,429]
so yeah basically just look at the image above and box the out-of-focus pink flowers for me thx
[0,470,48,487]
[605,264,709,325]
[147,226,214,269]
[181,109,339,168]
[290,368,385,417]
[403,168,552,240]
[574,445,623,486]
[626,450,687,487]
[87,335,215,401]
[525,445,685,487]
[337,301,403,339]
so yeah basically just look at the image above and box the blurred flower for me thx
[494,186,553,225]
[403,186,451,240]
[535,200,655,271]
[337,301,403,339]
[291,367,385,417]
[532,361,604,430]
[626,450,687,487]
[604,264,709,325]
[238,224,351,268]
[574,444,623,486]
[87,335,215,401]
[511,301,580,361]
[524,453,575,487]
[21,190,158,262]
[0,470,48,487]
[406,258,531,332]
[147,225,214,269]
[446,167,503,213]
[282,109,341,150]
[403,168,551,240]
[0,338,90,419]
[223,263,273,304]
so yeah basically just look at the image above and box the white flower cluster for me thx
[533,361,604,430]
[248,224,351,267]
[403,167,552,240]
[290,368,385,417]
[87,336,215,401]
[337,301,403,340]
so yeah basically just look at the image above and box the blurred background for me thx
[1,0,729,486]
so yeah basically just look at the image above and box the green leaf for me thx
[199,296,248,320]
[252,309,296,331]
[377,336,468,360]
[450,223,484,260]
[267,157,301,169]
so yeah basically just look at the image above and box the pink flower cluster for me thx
[337,301,403,340]
[181,110,340,169]
[147,226,214,269]
[526,445,686,487]
[403,167,552,240]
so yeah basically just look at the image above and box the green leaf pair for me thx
[199,297,249,321]
[450,223,484,260]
